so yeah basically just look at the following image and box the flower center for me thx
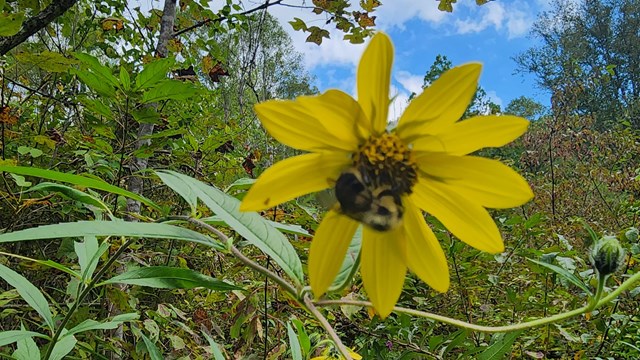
[334,133,418,232]
[354,133,418,194]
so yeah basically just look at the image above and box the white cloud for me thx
[395,71,424,95]
[375,0,447,30]
[486,90,503,108]
[453,1,534,39]
[266,4,367,70]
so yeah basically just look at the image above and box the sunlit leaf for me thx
[156,170,304,285]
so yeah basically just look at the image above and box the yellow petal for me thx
[396,63,481,141]
[402,198,449,292]
[411,179,504,253]
[298,90,370,144]
[360,226,406,319]
[357,32,393,135]
[254,99,357,152]
[412,115,529,155]
[415,154,533,208]
[309,211,359,298]
[240,152,350,211]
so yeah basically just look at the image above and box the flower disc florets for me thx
[334,133,418,232]
[353,133,417,194]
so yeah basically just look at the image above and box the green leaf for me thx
[71,68,116,98]
[329,227,362,291]
[224,177,256,192]
[9,173,31,187]
[202,332,226,360]
[27,182,110,211]
[287,322,303,360]
[288,17,307,31]
[578,218,600,244]
[141,80,200,103]
[131,106,161,124]
[291,319,310,356]
[0,250,80,279]
[156,170,198,214]
[140,332,164,360]
[135,58,175,90]
[0,221,224,250]
[528,258,592,295]
[49,331,77,360]
[12,327,41,360]
[306,26,330,45]
[72,53,119,87]
[15,51,78,72]
[77,96,114,119]
[202,216,310,237]
[156,170,304,285]
[0,264,54,331]
[0,166,161,211]
[63,313,139,338]
[478,331,522,360]
[119,66,131,91]
[99,266,242,290]
[75,236,109,282]
[0,331,48,347]
[0,11,24,36]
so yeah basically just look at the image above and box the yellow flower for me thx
[240,32,533,318]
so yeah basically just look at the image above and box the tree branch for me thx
[0,0,80,55]
[172,0,283,38]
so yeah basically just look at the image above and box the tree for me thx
[515,0,640,128]
[505,96,547,121]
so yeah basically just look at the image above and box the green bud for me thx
[625,227,639,242]
[590,236,625,277]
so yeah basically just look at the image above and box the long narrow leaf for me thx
[0,166,160,211]
[202,332,226,360]
[0,251,80,279]
[28,182,110,212]
[478,331,522,360]
[0,264,54,331]
[63,313,139,338]
[140,332,163,360]
[287,322,303,360]
[49,332,77,360]
[156,170,304,285]
[0,221,224,250]
[528,258,592,295]
[13,329,41,360]
[0,330,48,347]
[99,266,242,291]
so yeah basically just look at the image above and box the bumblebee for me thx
[334,167,404,232]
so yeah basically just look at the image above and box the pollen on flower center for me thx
[353,132,418,194]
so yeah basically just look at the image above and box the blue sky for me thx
[267,0,554,118]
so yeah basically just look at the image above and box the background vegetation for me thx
[1,0,639,358]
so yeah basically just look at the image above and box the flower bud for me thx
[625,227,639,242]
[590,236,625,277]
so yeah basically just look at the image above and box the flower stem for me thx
[315,271,640,333]
[303,295,353,360]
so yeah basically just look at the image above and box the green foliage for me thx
[2,0,640,359]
